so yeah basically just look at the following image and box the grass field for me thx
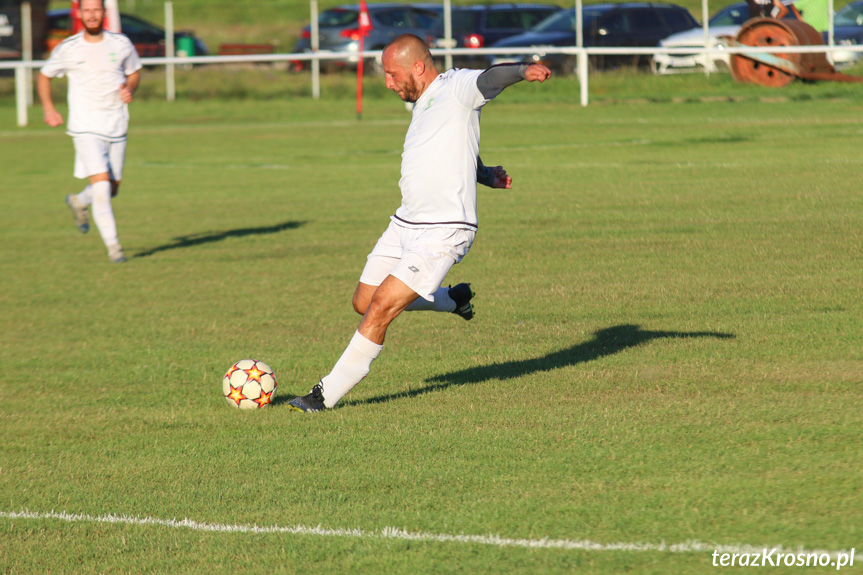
[0,75,861,573]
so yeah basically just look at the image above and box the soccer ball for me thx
[223,359,277,409]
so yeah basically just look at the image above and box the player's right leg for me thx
[357,222,475,318]
[73,137,126,262]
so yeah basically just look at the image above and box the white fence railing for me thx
[4,43,863,126]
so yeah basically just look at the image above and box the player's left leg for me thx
[358,223,476,317]
[404,283,475,320]
[73,137,127,262]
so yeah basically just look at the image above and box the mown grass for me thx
[7,57,863,103]
[0,82,861,573]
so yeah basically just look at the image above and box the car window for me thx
[486,9,557,30]
[600,12,631,35]
[120,15,162,36]
[375,8,415,29]
[627,10,663,31]
[710,4,750,26]
[319,8,357,27]
[450,11,482,34]
[411,8,439,30]
[52,14,71,31]
[486,10,526,29]
[835,3,863,25]
[659,9,696,30]
[534,8,606,33]
[521,9,558,29]
[535,10,574,32]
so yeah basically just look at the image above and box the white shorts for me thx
[73,137,126,180]
[359,220,475,301]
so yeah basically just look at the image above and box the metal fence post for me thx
[576,0,587,106]
[311,0,320,100]
[165,1,175,101]
[22,2,33,106]
[16,65,29,126]
[702,0,711,76]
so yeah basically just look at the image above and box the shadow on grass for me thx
[353,324,734,406]
[133,220,306,258]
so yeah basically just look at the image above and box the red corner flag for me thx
[356,0,374,120]
[358,0,373,35]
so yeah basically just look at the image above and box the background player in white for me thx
[289,34,551,412]
[38,0,142,263]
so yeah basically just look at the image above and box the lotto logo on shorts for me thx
[408,266,420,273]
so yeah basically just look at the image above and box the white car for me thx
[652,1,750,74]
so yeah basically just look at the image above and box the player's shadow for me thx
[133,221,306,258]
[355,324,735,406]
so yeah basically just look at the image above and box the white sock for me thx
[76,185,93,207]
[405,286,455,312]
[319,331,383,408]
[89,180,119,249]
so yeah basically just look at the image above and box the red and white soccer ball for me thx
[223,359,277,409]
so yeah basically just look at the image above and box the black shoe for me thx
[448,283,475,321]
[288,382,326,412]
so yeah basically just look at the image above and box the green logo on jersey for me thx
[424,97,434,110]
[110,52,118,62]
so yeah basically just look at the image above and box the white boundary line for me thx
[0,509,850,558]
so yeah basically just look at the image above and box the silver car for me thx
[292,3,440,73]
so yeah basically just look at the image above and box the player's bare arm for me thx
[37,73,63,127]
[120,71,141,104]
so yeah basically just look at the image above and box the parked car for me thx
[652,1,750,74]
[651,1,815,74]
[425,3,562,68]
[292,3,440,73]
[489,3,699,72]
[46,9,207,57]
[829,0,863,67]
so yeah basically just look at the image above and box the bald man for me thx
[289,34,551,412]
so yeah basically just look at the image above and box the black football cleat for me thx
[448,283,475,321]
[288,382,326,412]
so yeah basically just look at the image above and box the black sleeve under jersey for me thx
[476,63,530,99]
[476,156,495,187]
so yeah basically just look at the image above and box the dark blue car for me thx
[490,3,699,72]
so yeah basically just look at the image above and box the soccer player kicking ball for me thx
[289,34,551,412]
[38,0,142,263]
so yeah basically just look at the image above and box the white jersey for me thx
[393,68,491,231]
[41,32,142,142]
